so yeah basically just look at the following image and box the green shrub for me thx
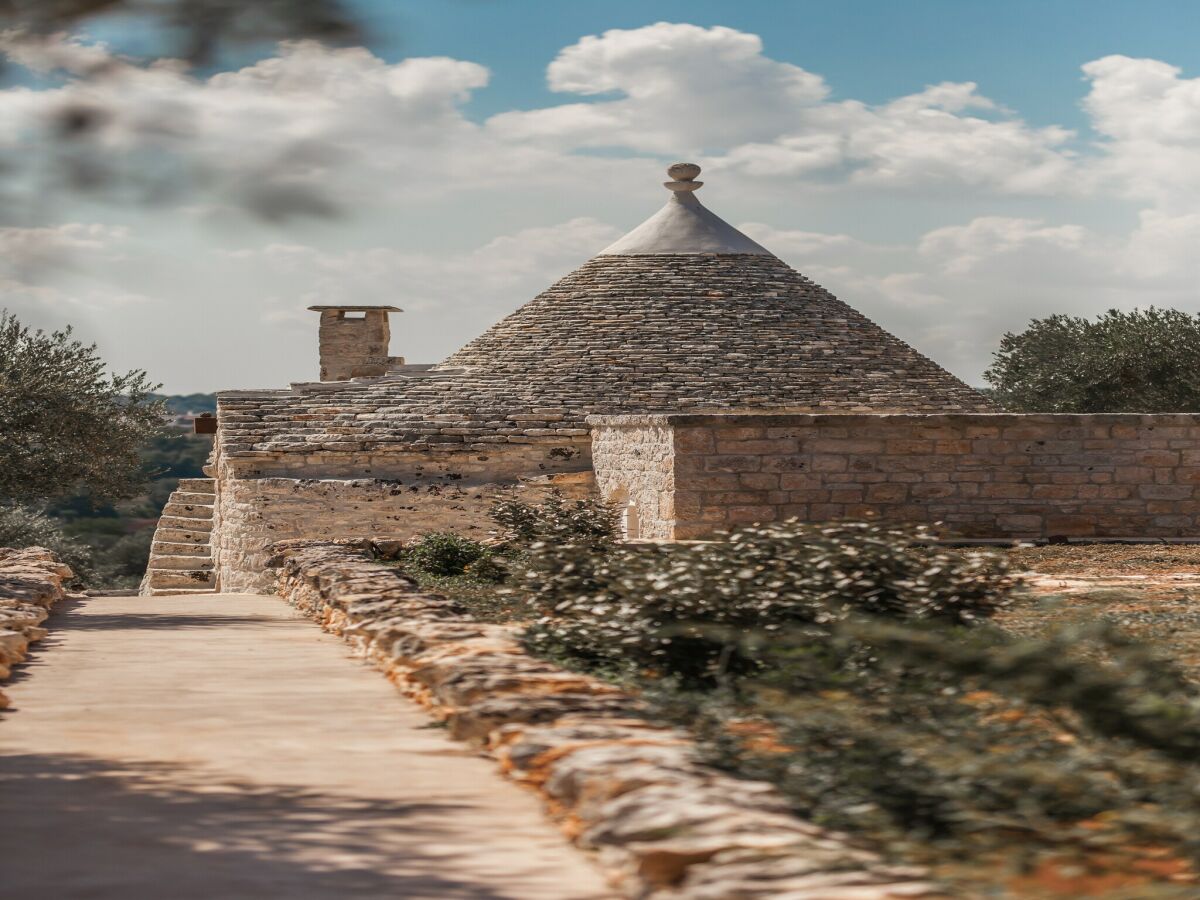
[463,554,508,584]
[521,520,1012,687]
[489,493,617,551]
[403,532,490,577]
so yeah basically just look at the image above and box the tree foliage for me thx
[0,502,93,578]
[0,311,165,504]
[985,307,1200,412]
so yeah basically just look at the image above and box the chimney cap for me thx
[308,305,402,312]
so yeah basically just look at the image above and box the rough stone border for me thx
[0,547,75,710]
[268,540,942,899]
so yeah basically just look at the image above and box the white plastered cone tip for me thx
[600,163,773,256]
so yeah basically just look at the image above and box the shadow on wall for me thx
[0,752,519,899]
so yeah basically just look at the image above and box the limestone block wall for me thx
[213,443,595,593]
[221,439,590,480]
[589,413,1200,541]
[590,421,675,540]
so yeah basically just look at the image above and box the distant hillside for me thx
[151,392,217,415]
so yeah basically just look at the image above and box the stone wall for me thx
[214,443,595,592]
[589,413,1200,541]
[590,421,674,540]
[268,541,939,899]
[219,436,591,480]
[0,547,74,709]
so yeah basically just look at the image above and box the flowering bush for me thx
[520,520,1013,686]
[489,493,617,551]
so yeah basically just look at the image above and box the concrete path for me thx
[0,594,614,899]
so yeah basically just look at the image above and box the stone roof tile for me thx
[218,251,991,457]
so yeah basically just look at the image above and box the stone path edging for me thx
[0,547,75,709]
[269,541,943,899]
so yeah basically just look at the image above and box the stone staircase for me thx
[139,478,217,596]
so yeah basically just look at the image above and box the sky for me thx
[3,1,1200,392]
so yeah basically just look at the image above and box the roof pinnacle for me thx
[664,162,703,193]
[598,160,771,255]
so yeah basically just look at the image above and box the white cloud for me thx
[491,24,1074,194]
[216,216,621,365]
[490,23,828,152]
[0,35,513,220]
[0,30,119,75]
[918,217,1096,277]
[711,84,1074,192]
[1122,210,1200,280]
[0,222,128,264]
[0,222,152,333]
[1083,54,1200,207]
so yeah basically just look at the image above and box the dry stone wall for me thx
[0,547,74,709]
[218,438,590,481]
[214,445,594,593]
[590,413,1200,541]
[269,541,941,899]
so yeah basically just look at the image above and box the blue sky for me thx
[3,3,1200,392]
[350,0,1200,130]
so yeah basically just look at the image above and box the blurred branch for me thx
[0,1,372,222]
[0,0,361,64]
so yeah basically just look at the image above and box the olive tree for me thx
[985,307,1200,412]
[0,311,165,503]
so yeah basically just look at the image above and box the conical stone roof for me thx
[218,164,991,459]
[437,163,988,413]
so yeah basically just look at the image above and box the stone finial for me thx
[664,162,703,193]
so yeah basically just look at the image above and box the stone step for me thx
[162,501,214,520]
[155,527,211,545]
[150,555,214,571]
[151,540,210,557]
[171,491,215,507]
[157,515,213,533]
[176,478,215,494]
[146,587,217,596]
[148,569,216,589]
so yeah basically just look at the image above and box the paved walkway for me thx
[0,594,613,899]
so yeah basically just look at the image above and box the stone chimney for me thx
[308,305,402,382]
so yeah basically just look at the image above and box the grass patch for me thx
[402,569,533,623]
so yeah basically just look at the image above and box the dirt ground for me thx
[1005,543,1200,576]
[997,544,1200,681]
